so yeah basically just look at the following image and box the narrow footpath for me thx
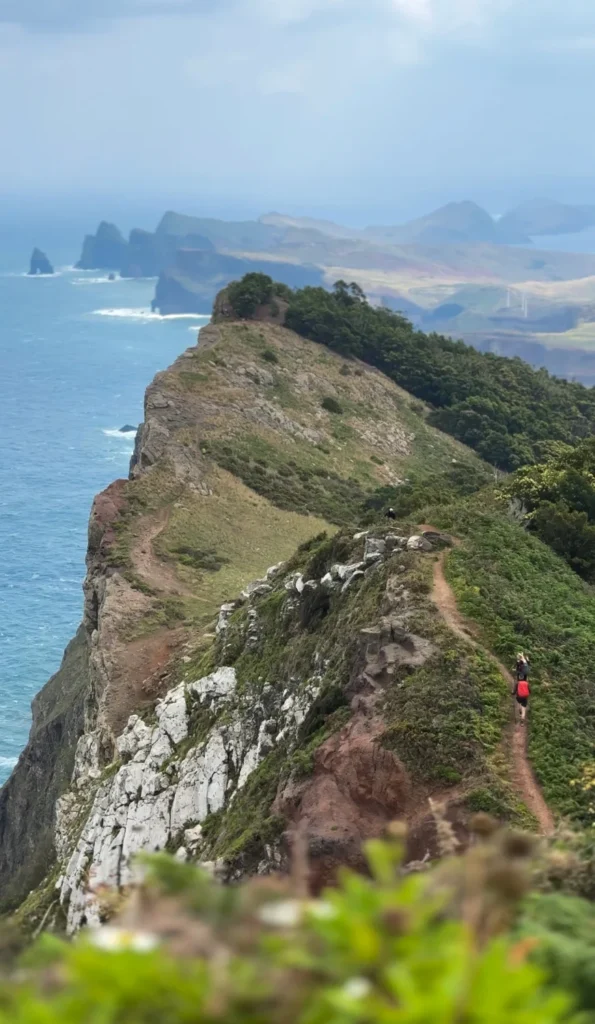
[424,532,554,836]
[130,508,195,598]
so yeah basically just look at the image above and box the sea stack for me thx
[28,248,54,275]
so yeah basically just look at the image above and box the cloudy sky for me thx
[1,0,594,222]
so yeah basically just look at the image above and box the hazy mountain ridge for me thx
[75,202,595,375]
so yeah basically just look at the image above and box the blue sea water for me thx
[0,260,209,784]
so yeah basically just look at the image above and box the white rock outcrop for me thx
[58,670,250,933]
[56,663,323,934]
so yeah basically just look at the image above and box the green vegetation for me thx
[5,825,595,1022]
[364,461,493,522]
[321,395,344,414]
[170,544,229,573]
[202,435,369,526]
[109,463,332,633]
[507,437,595,582]
[227,273,292,319]
[198,527,528,871]
[219,275,595,472]
[430,494,595,824]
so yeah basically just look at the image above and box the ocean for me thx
[0,256,209,783]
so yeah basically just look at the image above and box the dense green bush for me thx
[507,437,595,581]
[321,395,343,415]
[227,273,275,318]
[0,828,588,1022]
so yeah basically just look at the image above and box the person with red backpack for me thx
[513,652,530,724]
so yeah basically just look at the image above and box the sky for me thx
[2,0,595,224]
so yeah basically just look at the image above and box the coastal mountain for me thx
[75,206,595,382]
[5,277,595,940]
[365,200,527,246]
[152,250,324,314]
[497,198,595,241]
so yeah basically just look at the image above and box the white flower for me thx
[257,899,305,928]
[308,900,338,921]
[342,977,372,1000]
[88,926,159,953]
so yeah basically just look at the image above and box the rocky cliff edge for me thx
[0,317,494,929]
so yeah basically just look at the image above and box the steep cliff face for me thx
[0,629,88,910]
[76,222,128,271]
[0,316,490,922]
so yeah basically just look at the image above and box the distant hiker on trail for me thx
[385,507,396,520]
[513,652,530,723]
[515,652,530,680]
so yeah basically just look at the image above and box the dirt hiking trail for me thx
[131,509,195,598]
[420,527,554,836]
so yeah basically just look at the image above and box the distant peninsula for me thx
[73,200,595,382]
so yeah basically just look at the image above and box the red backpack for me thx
[517,679,530,698]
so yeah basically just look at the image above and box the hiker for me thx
[515,651,530,680]
[512,652,530,724]
[385,507,396,520]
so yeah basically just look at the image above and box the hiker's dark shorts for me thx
[516,696,528,708]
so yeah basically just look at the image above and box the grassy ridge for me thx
[432,495,595,823]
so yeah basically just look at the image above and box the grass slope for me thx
[430,493,595,824]
[110,320,484,635]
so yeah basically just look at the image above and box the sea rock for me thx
[76,221,128,271]
[118,424,137,434]
[28,248,54,275]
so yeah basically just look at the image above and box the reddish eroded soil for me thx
[104,627,186,735]
[130,508,195,598]
[425,533,554,836]
[275,715,410,890]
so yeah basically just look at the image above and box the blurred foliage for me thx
[0,819,593,1022]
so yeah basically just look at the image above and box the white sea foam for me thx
[102,427,137,438]
[1,270,62,278]
[0,756,17,769]
[92,307,210,321]
[72,276,123,285]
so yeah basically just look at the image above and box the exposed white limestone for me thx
[156,683,188,746]
[57,666,269,933]
[55,533,431,934]
[189,667,237,704]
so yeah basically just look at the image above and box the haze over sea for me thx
[0,212,209,784]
